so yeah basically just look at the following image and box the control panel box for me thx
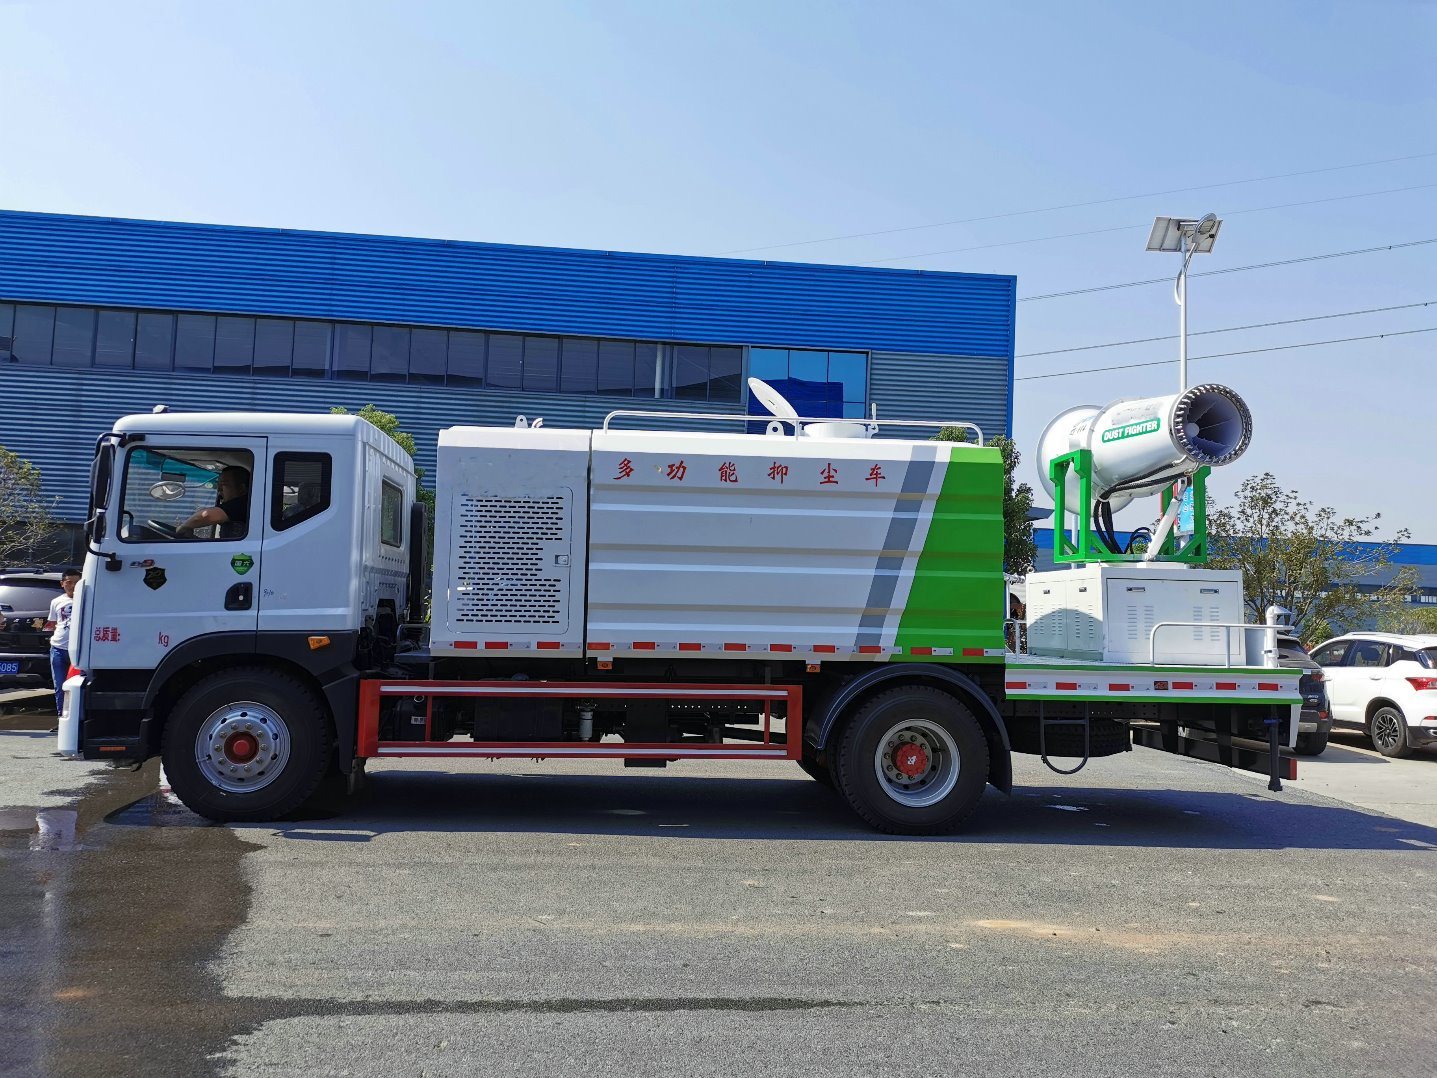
[1025,564,1245,665]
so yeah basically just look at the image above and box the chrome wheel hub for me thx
[873,718,960,808]
[195,701,290,794]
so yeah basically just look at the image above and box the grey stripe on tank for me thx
[856,453,936,646]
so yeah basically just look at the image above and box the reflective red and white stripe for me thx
[443,640,1004,659]
[1002,667,1301,701]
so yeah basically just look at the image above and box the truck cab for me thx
[67,412,417,813]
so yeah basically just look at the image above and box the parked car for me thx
[0,571,64,691]
[1275,634,1333,755]
[1309,633,1437,758]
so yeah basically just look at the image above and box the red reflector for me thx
[678,642,702,652]
[769,643,794,652]
[98,745,126,753]
[536,641,563,650]
[813,644,838,653]
[1216,681,1237,690]
[632,642,657,651]
[484,641,509,650]
[910,647,934,656]
[1406,677,1437,691]
[961,648,984,657]
[858,645,882,654]
[453,641,478,650]
[1173,681,1195,690]
[723,643,747,652]
[1108,683,1130,691]
[1258,682,1280,691]
[1056,681,1078,690]
[588,643,612,652]
[67,665,84,680]
[1005,681,1028,690]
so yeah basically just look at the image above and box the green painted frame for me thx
[1049,449,1210,565]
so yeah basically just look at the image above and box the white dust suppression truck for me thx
[57,380,1302,834]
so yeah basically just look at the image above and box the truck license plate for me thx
[0,661,21,676]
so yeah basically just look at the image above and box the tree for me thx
[1207,472,1414,642]
[935,428,1036,577]
[1377,604,1437,636]
[0,445,57,566]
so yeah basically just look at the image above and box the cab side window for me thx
[118,447,254,543]
[1309,642,1349,667]
[272,453,332,531]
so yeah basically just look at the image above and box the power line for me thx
[1016,326,1437,382]
[856,181,1437,265]
[1017,300,1437,357]
[1019,237,1437,302]
[717,150,1437,255]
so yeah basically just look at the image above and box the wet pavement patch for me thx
[1,760,264,1078]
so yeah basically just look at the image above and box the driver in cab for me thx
[176,466,250,539]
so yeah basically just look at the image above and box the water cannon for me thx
[1035,383,1252,564]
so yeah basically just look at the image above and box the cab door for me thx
[83,436,267,674]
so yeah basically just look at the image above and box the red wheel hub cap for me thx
[893,742,929,778]
[225,733,258,763]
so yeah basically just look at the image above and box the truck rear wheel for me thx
[833,685,989,835]
[161,666,334,822]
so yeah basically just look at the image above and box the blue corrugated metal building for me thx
[0,210,1016,528]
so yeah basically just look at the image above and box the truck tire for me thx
[1369,706,1412,759]
[833,685,989,835]
[161,666,334,822]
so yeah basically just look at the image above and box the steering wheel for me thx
[145,519,181,538]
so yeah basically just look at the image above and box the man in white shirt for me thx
[47,569,80,716]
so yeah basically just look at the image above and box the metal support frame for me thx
[357,679,803,761]
[1049,449,1209,564]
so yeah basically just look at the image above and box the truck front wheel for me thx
[833,685,989,835]
[161,667,334,822]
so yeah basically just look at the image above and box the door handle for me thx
[224,582,252,611]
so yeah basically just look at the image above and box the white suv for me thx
[1310,633,1437,757]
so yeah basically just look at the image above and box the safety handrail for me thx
[1148,620,1283,668]
[600,408,984,444]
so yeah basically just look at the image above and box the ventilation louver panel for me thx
[452,493,569,628]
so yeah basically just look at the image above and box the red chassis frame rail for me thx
[357,679,804,761]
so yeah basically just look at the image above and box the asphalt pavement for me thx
[3,703,1436,1078]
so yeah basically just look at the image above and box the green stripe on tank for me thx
[894,444,1005,661]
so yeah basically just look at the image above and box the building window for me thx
[52,307,96,368]
[12,305,55,365]
[334,323,371,380]
[0,300,797,409]
[135,312,175,370]
[487,333,522,389]
[175,314,216,371]
[254,318,294,376]
[748,347,868,418]
[292,321,331,377]
[666,344,743,404]
[371,326,410,382]
[411,328,449,384]
[95,310,136,368]
[214,316,255,375]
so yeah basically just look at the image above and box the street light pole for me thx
[1147,213,1221,393]
[1178,229,1189,390]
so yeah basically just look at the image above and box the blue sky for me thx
[3,1,1435,535]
